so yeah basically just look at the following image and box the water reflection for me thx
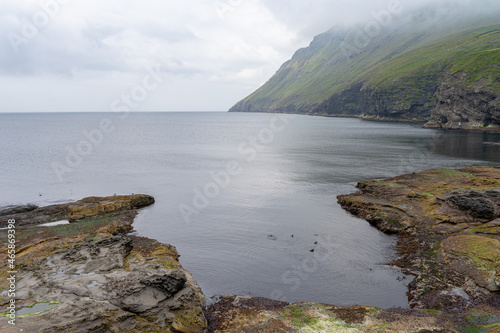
[432,131,500,162]
[1,113,498,309]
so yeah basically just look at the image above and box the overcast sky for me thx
[0,0,497,112]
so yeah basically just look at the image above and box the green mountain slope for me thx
[230,9,500,130]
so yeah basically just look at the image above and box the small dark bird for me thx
[314,241,318,245]
[310,249,314,253]
[291,235,294,237]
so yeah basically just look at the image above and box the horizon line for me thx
[0,110,230,114]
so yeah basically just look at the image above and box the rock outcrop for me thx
[425,70,500,131]
[0,194,155,227]
[205,295,500,332]
[338,166,500,312]
[0,195,207,332]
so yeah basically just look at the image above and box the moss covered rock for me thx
[0,195,206,333]
[440,235,500,291]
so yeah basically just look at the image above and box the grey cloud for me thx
[157,58,202,76]
[137,24,197,44]
[1,0,499,112]
[0,28,193,78]
[0,27,128,76]
[260,0,500,36]
[0,2,199,77]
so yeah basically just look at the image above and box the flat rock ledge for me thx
[0,195,207,332]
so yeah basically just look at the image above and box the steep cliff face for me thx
[229,29,349,114]
[230,10,500,129]
[313,74,441,120]
[425,50,500,130]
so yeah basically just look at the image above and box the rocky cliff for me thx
[0,195,207,333]
[425,58,500,130]
[230,8,500,130]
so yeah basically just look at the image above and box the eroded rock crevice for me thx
[0,195,207,333]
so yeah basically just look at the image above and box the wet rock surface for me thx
[0,194,155,228]
[205,295,489,332]
[0,204,38,217]
[0,195,207,333]
[338,166,500,315]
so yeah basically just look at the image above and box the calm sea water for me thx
[1,112,499,308]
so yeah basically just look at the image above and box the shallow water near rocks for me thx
[38,220,70,227]
[1,112,499,308]
[15,302,59,316]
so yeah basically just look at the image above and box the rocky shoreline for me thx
[1,167,499,332]
[203,167,500,332]
[338,166,500,312]
[0,195,207,332]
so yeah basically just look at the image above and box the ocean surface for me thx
[1,112,499,308]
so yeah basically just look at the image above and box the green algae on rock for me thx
[338,166,500,312]
[0,194,207,333]
[205,295,475,332]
